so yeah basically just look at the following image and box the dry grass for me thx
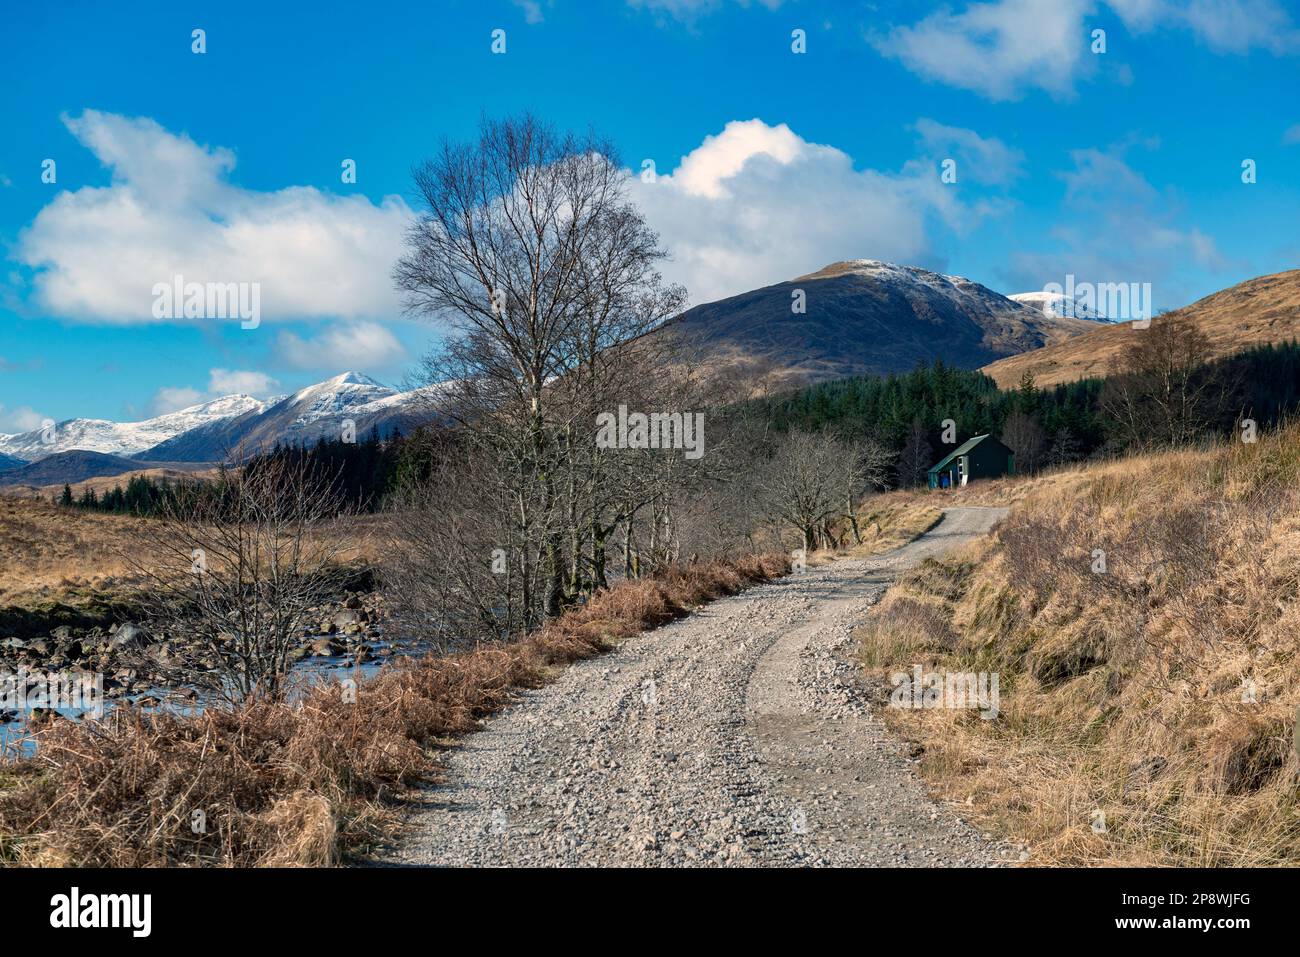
[855,424,1300,866]
[0,496,146,604]
[981,268,1300,388]
[0,496,387,633]
[857,461,1107,512]
[846,501,943,557]
[0,552,789,867]
[1,466,223,502]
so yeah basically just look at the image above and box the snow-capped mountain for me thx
[0,394,266,463]
[658,259,1100,386]
[0,373,438,481]
[1009,291,1101,321]
[135,372,434,462]
[281,371,399,430]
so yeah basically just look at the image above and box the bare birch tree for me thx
[1100,316,1226,448]
[123,455,352,704]
[389,113,694,641]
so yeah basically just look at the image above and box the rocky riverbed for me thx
[0,589,391,727]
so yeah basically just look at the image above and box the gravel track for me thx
[379,506,1010,867]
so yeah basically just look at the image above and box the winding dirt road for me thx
[381,506,1009,867]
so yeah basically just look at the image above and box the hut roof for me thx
[927,433,992,475]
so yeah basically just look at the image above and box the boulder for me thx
[331,609,362,630]
[309,637,343,657]
[109,623,148,651]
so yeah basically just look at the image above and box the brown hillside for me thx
[2,466,221,501]
[981,269,1300,388]
[655,259,1096,391]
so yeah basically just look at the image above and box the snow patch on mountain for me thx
[1009,291,1101,321]
[796,259,1015,307]
[0,395,266,462]
[279,372,400,431]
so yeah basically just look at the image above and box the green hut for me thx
[927,434,1015,489]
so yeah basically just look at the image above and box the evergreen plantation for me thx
[741,339,1300,471]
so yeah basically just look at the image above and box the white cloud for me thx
[912,118,1026,185]
[275,321,406,370]
[149,386,204,415]
[16,111,412,324]
[513,0,546,23]
[1058,146,1158,206]
[208,368,279,397]
[1284,123,1300,144]
[1110,0,1300,54]
[669,121,806,199]
[147,369,279,416]
[877,0,1299,101]
[874,0,1092,101]
[0,405,48,433]
[628,118,1004,305]
[627,0,782,21]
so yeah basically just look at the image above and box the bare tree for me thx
[761,430,849,552]
[897,420,933,487]
[123,455,353,704]
[383,431,551,646]
[1001,410,1047,474]
[839,436,895,544]
[392,113,696,641]
[1048,425,1083,465]
[1100,316,1226,448]
[396,114,626,622]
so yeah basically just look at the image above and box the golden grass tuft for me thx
[847,502,944,557]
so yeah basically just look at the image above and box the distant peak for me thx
[793,260,971,285]
[171,393,263,416]
[330,371,384,387]
[1009,291,1100,320]
[292,371,388,399]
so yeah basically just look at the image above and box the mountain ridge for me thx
[0,450,213,488]
[981,269,1300,388]
[0,371,429,469]
[0,394,266,462]
[138,371,435,463]
[658,259,1099,388]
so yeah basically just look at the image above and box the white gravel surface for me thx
[379,507,1012,867]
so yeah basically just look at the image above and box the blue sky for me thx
[1,0,1298,429]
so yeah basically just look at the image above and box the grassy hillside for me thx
[856,423,1300,865]
[0,497,147,604]
[1,465,222,501]
[981,269,1300,388]
[0,495,384,634]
